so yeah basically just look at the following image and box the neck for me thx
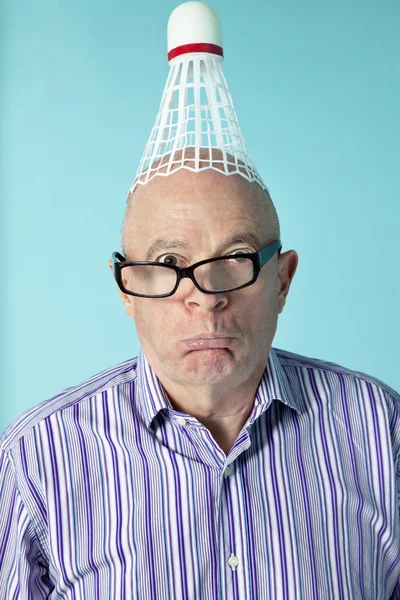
[161,372,263,456]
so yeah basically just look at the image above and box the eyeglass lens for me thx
[120,256,254,296]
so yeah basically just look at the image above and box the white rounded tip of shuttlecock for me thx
[167,2,223,61]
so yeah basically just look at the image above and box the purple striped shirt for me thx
[1,347,399,599]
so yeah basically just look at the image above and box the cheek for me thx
[133,299,172,339]
[245,295,276,330]
[238,274,278,328]
[249,269,277,306]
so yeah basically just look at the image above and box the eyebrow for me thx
[144,232,264,261]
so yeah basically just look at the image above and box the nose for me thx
[179,277,228,311]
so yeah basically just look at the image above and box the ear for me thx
[108,259,136,320]
[277,250,299,314]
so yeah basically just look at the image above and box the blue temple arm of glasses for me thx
[258,240,282,267]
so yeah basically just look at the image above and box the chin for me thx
[181,347,237,375]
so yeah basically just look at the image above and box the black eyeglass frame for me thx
[111,239,282,298]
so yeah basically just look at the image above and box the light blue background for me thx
[1,0,399,435]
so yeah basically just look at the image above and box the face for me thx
[109,168,298,391]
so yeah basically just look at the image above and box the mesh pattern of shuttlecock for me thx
[129,52,268,194]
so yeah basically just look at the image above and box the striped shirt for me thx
[1,346,399,599]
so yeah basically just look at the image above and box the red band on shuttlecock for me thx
[168,43,224,61]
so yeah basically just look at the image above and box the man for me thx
[1,147,399,599]
[114,149,295,456]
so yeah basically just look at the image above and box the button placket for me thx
[223,464,233,477]
[228,553,239,570]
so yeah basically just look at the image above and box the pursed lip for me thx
[181,334,236,350]
[184,334,234,341]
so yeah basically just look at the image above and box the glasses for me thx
[111,239,282,298]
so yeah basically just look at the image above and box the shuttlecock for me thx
[129,1,268,194]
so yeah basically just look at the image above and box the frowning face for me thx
[110,167,297,392]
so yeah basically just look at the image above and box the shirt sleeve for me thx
[388,389,400,600]
[389,579,400,600]
[0,444,53,599]
[394,457,400,599]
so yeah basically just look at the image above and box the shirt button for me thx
[223,464,233,477]
[228,554,239,570]
[176,416,188,426]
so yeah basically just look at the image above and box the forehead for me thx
[129,169,269,232]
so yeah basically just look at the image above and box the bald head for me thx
[120,148,280,257]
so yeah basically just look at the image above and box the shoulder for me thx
[0,356,139,455]
[273,346,400,408]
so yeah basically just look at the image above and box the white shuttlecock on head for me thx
[129,1,268,194]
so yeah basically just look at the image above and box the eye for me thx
[228,248,253,255]
[227,248,254,263]
[155,253,182,266]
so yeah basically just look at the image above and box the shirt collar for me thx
[135,347,303,431]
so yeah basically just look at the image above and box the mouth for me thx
[182,335,235,350]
